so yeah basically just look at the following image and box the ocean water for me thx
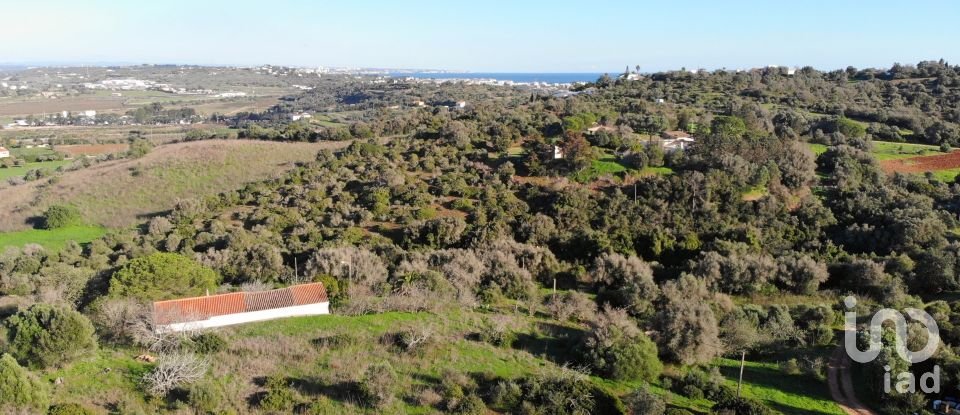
[393,72,605,84]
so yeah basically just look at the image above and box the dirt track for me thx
[827,334,876,415]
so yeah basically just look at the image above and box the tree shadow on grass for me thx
[511,322,583,365]
[716,362,839,415]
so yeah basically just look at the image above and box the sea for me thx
[391,72,606,84]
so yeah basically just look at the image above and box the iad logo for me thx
[843,296,941,394]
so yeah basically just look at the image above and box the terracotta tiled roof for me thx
[153,282,328,325]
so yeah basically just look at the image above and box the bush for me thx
[358,363,398,408]
[580,307,662,381]
[259,374,298,412]
[0,353,49,410]
[47,403,96,415]
[41,204,82,229]
[682,384,704,400]
[143,353,209,397]
[490,370,599,415]
[780,358,801,375]
[624,385,666,415]
[188,332,227,354]
[1,304,97,369]
[546,291,596,323]
[712,396,774,415]
[109,253,219,301]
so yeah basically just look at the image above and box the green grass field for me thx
[0,140,349,230]
[40,307,845,414]
[0,160,72,180]
[0,225,106,251]
[871,141,941,160]
[716,358,844,415]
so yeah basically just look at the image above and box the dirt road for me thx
[827,338,876,415]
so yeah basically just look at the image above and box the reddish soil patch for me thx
[57,144,129,157]
[880,151,960,174]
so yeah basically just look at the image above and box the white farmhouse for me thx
[0,147,10,159]
[152,282,330,333]
[660,130,695,152]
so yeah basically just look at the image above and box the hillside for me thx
[0,139,347,230]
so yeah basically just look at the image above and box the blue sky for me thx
[1,0,958,72]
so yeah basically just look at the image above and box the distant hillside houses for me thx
[84,79,155,90]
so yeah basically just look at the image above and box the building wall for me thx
[157,302,329,332]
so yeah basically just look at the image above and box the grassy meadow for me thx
[0,226,106,251]
[36,301,842,414]
[0,140,348,230]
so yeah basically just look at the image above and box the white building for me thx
[82,110,97,118]
[660,131,696,152]
[152,282,330,333]
[553,145,565,159]
[0,147,10,159]
[454,101,467,109]
[290,112,313,121]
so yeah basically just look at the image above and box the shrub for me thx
[0,353,50,410]
[143,353,209,397]
[780,358,801,375]
[358,362,398,408]
[109,252,219,301]
[593,253,659,317]
[808,324,834,346]
[546,291,597,323]
[259,374,298,412]
[580,307,662,381]
[492,369,599,415]
[682,384,704,400]
[41,204,82,229]
[624,385,666,415]
[48,403,96,415]
[712,396,774,415]
[188,332,227,354]
[2,304,97,369]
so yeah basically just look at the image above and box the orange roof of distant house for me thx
[0,146,8,152]
[153,282,328,325]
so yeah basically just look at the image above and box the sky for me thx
[1,0,958,73]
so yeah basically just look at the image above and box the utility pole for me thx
[737,351,746,398]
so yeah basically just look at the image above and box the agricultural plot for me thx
[879,151,960,179]
[56,143,129,157]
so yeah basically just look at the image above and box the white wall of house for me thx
[156,302,330,333]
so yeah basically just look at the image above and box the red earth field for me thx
[880,151,960,174]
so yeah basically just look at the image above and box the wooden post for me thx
[552,278,557,296]
[737,351,746,398]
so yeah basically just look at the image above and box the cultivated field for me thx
[879,150,960,177]
[56,143,129,157]
[0,139,348,230]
